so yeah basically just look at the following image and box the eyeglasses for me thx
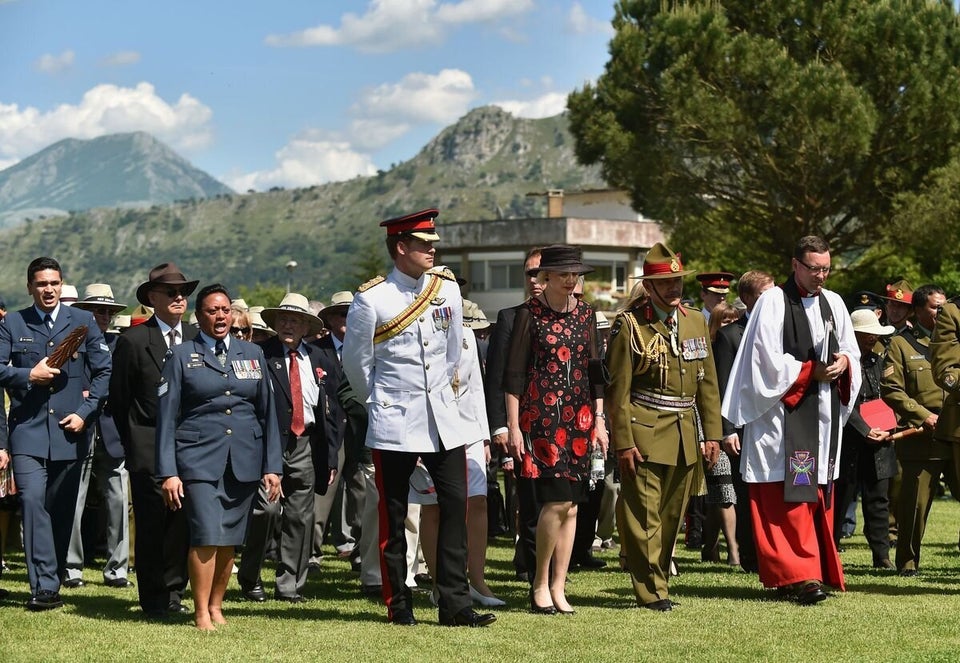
[91,307,114,316]
[797,260,831,275]
[154,287,188,299]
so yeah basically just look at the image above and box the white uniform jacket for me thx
[458,327,490,446]
[342,266,464,453]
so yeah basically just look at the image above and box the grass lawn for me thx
[4,498,960,662]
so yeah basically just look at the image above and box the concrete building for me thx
[438,188,665,315]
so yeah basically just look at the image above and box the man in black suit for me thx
[109,262,198,618]
[714,270,774,573]
[313,291,362,569]
[485,247,541,582]
[238,293,339,602]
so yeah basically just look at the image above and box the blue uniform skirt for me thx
[184,461,258,547]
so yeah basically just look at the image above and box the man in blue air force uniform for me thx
[0,256,111,611]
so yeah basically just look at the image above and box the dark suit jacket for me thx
[713,316,747,438]
[109,317,198,473]
[94,334,125,459]
[484,305,520,434]
[262,336,340,492]
[0,305,111,460]
[156,335,282,482]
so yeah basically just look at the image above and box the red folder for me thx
[860,399,897,431]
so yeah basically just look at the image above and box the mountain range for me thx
[0,132,233,228]
[0,106,606,309]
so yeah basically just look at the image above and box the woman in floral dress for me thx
[504,244,608,615]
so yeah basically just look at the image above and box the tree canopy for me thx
[568,0,960,280]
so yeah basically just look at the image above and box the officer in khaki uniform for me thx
[881,284,947,576]
[931,293,960,552]
[606,243,722,611]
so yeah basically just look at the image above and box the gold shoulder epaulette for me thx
[427,267,456,281]
[357,275,385,293]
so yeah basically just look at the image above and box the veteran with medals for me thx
[342,208,495,628]
[156,284,282,631]
[605,242,722,612]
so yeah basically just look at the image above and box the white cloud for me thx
[265,0,534,53]
[100,51,141,67]
[227,67,477,190]
[435,0,533,24]
[354,69,476,125]
[265,0,439,53]
[224,133,378,191]
[0,82,214,164]
[343,69,476,151]
[34,50,75,74]
[347,118,411,152]
[493,92,568,119]
[566,2,612,36]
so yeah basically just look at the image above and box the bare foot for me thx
[194,612,216,632]
[209,606,227,625]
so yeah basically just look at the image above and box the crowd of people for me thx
[2,214,960,629]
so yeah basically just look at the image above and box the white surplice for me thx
[721,285,862,484]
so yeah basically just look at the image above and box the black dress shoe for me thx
[241,580,267,602]
[0,587,9,599]
[899,568,919,577]
[62,578,85,588]
[643,598,673,612]
[105,577,134,588]
[574,555,607,570]
[795,581,827,605]
[873,559,895,570]
[439,607,497,627]
[167,600,189,614]
[275,593,305,603]
[529,588,557,615]
[390,608,417,626]
[27,590,63,611]
[360,584,383,599]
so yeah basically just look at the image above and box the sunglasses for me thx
[231,326,251,335]
[154,287,188,299]
[91,307,115,316]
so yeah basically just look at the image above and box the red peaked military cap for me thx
[696,272,734,294]
[380,208,440,242]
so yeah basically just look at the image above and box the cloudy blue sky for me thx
[0,0,614,191]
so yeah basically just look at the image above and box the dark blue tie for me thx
[43,314,53,330]
[215,340,227,367]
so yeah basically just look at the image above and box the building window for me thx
[587,262,628,294]
[469,260,526,291]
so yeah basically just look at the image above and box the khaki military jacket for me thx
[882,327,949,460]
[605,302,722,467]
[931,301,960,442]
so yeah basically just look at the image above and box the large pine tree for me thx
[568,1,960,276]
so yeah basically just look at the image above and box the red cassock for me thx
[749,482,845,590]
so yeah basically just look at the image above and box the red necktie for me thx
[289,349,305,436]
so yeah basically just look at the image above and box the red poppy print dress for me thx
[503,297,599,481]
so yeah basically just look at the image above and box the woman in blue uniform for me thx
[157,284,282,631]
